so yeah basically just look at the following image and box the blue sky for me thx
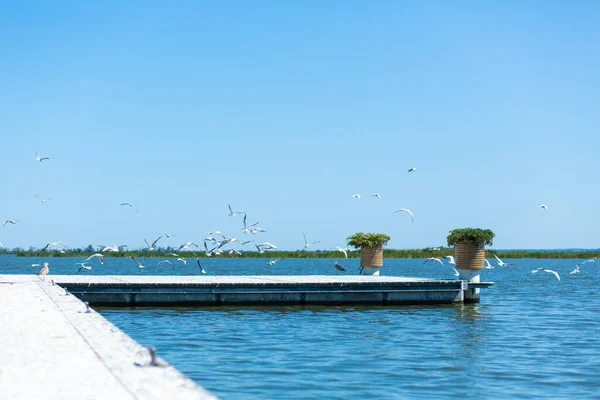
[1,1,599,251]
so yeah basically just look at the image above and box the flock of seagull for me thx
[1,153,585,281]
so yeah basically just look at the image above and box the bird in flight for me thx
[301,233,320,251]
[443,255,455,265]
[422,257,445,266]
[156,260,175,272]
[539,204,548,210]
[178,241,199,252]
[336,246,349,259]
[3,220,19,227]
[76,263,92,273]
[267,258,282,266]
[228,204,246,217]
[35,195,51,204]
[130,255,146,269]
[484,259,493,269]
[241,214,260,235]
[197,258,206,274]
[408,168,416,172]
[35,152,49,162]
[143,236,162,251]
[394,208,414,223]
[352,194,361,199]
[493,254,513,267]
[531,268,561,281]
[334,260,346,272]
[84,253,104,265]
[120,202,139,213]
[372,193,381,199]
[161,233,177,238]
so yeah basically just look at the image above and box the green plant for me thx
[346,232,391,249]
[446,228,495,247]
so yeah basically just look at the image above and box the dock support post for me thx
[361,266,380,276]
[457,269,480,303]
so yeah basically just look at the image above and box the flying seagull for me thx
[336,246,349,259]
[484,259,493,269]
[197,258,206,274]
[531,268,561,281]
[302,233,320,251]
[143,236,162,251]
[130,255,145,269]
[178,241,199,252]
[3,220,19,227]
[444,255,455,265]
[352,194,361,199]
[120,202,139,213]
[84,253,104,265]
[334,260,346,272]
[408,168,416,172]
[35,152,49,162]
[539,204,548,210]
[372,193,381,199]
[422,257,445,266]
[35,194,51,203]
[156,260,175,272]
[75,262,92,273]
[394,208,414,223]
[493,254,509,267]
[228,204,246,217]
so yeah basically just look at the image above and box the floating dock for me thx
[48,275,493,305]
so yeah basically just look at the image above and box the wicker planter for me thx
[360,245,383,267]
[455,242,485,270]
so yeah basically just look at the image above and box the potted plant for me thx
[446,228,495,271]
[346,232,391,275]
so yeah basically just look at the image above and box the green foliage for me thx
[346,232,391,249]
[447,228,495,247]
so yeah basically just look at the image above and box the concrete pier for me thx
[41,275,493,306]
[0,275,216,400]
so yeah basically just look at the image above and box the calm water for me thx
[2,255,599,399]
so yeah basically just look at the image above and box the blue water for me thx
[1,255,599,399]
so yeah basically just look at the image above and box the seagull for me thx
[100,245,121,253]
[120,202,139,213]
[408,168,416,172]
[161,233,177,238]
[130,255,145,269]
[336,246,349,259]
[75,263,92,273]
[178,241,199,252]
[444,255,455,265]
[334,260,346,272]
[207,231,226,239]
[197,258,206,274]
[422,257,445,266]
[3,220,19,227]
[539,204,548,210]
[570,265,580,275]
[252,241,265,254]
[35,194,51,203]
[37,262,49,280]
[352,194,361,199]
[0,242,3,248]
[258,242,277,250]
[394,208,414,223]
[177,257,187,265]
[484,259,493,269]
[228,204,246,217]
[531,268,561,281]
[84,253,104,265]
[40,243,51,252]
[494,254,508,267]
[228,249,242,256]
[241,215,260,234]
[267,258,281,266]
[372,193,381,199]
[302,233,320,251]
[156,260,175,272]
[143,236,162,251]
[250,227,266,234]
[35,152,49,162]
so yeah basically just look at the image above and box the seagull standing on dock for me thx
[37,262,49,280]
[394,208,414,223]
[334,260,346,272]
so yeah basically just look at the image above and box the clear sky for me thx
[1,1,599,251]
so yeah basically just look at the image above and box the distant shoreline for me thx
[3,249,599,259]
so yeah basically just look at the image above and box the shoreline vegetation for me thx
[3,248,599,259]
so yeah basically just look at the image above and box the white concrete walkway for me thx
[0,275,216,400]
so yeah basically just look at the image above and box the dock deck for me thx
[0,275,216,400]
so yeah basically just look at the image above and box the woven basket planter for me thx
[361,245,383,268]
[455,242,485,270]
